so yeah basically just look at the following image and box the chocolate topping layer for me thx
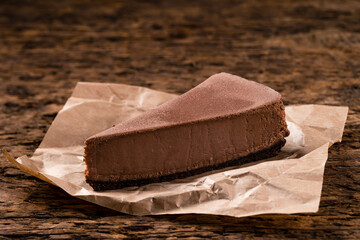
[89,73,281,138]
[84,73,289,189]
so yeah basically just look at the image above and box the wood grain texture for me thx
[0,0,359,239]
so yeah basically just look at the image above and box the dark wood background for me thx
[1,0,359,239]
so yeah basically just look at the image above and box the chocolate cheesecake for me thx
[84,73,289,191]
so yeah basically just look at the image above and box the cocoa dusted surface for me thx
[1,0,360,239]
[88,73,282,139]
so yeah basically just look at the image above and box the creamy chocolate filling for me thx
[85,101,288,182]
[83,73,289,187]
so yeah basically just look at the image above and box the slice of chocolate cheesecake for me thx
[84,73,289,191]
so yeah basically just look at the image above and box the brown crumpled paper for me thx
[4,82,348,217]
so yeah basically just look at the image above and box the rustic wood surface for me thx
[1,0,359,239]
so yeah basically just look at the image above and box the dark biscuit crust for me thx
[86,139,286,191]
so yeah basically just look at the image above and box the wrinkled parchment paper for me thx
[4,82,348,217]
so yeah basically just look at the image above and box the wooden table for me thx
[1,0,359,238]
